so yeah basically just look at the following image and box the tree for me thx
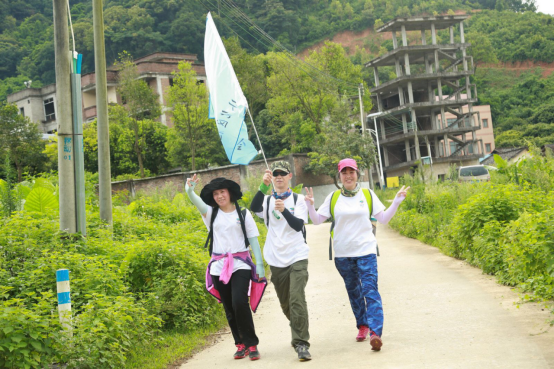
[116,52,162,177]
[306,95,376,188]
[0,104,46,181]
[265,42,370,154]
[166,61,226,170]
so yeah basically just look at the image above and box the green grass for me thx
[126,315,228,369]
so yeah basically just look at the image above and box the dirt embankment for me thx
[298,27,554,77]
[478,61,554,77]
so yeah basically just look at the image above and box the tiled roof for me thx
[481,147,527,165]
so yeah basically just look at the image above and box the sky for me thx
[534,0,554,15]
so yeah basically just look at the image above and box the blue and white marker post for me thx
[56,269,72,335]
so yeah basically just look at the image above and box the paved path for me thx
[182,223,554,369]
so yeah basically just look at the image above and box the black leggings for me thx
[211,269,259,347]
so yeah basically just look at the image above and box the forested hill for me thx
[1,0,554,146]
[0,0,545,89]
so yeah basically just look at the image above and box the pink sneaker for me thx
[356,325,370,342]
[370,331,382,351]
[234,343,249,359]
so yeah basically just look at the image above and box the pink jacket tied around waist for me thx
[205,251,267,313]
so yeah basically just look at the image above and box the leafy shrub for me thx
[62,294,161,369]
[0,289,61,369]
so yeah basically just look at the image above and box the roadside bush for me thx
[389,152,554,305]
[0,290,62,369]
[443,184,546,258]
[63,294,161,369]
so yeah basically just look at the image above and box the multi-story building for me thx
[365,15,495,181]
[7,52,206,133]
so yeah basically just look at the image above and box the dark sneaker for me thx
[370,331,382,351]
[295,343,312,361]
[234,343,249,359]
[356,325,370,342]
[248,346,260,360]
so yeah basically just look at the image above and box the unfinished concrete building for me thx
[366,15,484,181]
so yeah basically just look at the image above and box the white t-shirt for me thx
[202,206,260,276]
[318,189,386,258]
[255,193,309,268]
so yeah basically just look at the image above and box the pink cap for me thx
[338,158,358,172]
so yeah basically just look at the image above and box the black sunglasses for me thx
[272,171,289,177]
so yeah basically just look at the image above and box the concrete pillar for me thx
[444,134,450,156]
[404,53,411,75]
[401,25,408,46]
[424,53,431,73]
[156,76,166,126]
[460,21,465,43]
[392,32,398,49]
[405,139,412,161]
[395,57,402,77]
[402,113,408,133]
[450,26,454,44]
[373,67,380,87]
[380,119,386,140]
[421,30,426,45]
[431,23,437,44]
[412,110,421,159]
[377,94,384,112]
[437,78,443,100]
[434,50,440,72]
[441,107,447,129]
[408,82,414,104]
[384,146,390,166]
[398,86,405,105]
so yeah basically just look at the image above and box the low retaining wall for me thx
[111,154,371,205]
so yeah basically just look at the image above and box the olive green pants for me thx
[270,259,310,347]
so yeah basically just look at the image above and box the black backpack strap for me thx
[236,203,250,248]
[329,195,334,261]
[265,195,271,227]
[204,207,219,256]
[292,193,307,243]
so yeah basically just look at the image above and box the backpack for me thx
[265,193,307,242]
[328,188,379,260]
[204,205,249,256]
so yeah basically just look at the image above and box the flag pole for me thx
[246,107,271,172]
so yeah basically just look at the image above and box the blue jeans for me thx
[334,253,383,337]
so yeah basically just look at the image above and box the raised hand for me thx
[304,187,314,205]
[395,185,410,199]
[186,174,198,191]
[263,169,273,186]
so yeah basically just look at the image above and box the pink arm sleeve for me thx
[305,200,329,225]
[373,196,405,224]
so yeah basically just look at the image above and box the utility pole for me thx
[53,0,76,233]
[358,83,374,190]
[93,0,113,225]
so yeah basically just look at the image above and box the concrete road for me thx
[181,223,554,369]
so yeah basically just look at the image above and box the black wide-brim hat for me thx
[200,177,243,207]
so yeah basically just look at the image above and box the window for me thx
[447,118,457,128]
[19,107,25,116]
[486,143,491,152]
[450,142,458,154]
[483,119,489,128]
[44,98,55,121]
[460,166,488,177]
[468,144,474,154]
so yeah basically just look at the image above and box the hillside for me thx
[1,0,553,148]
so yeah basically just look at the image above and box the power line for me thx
[199,0,361,95]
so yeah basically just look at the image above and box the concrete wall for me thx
[110,154,379,209]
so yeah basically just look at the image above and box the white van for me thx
[458,165,491,182]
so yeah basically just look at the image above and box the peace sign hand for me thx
[304,187,315,206]
[395,185,410,200]
[186,174,198,192]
